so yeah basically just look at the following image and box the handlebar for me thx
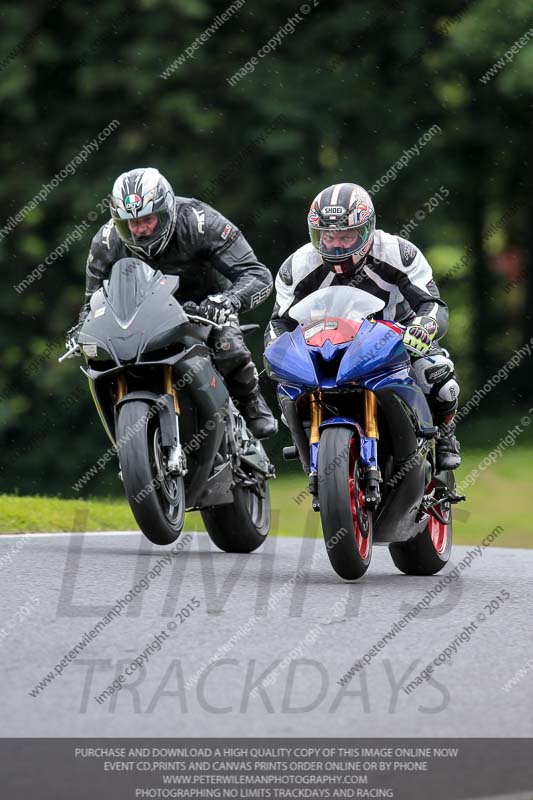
[58,343,81,363]
[185,313,223,330]
[180,300,223,330]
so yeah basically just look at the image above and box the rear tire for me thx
[117,400,185,546]
[389,476,453,575]
[318,426,373,580]
[201,478,270,553]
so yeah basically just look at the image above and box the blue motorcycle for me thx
[264,286,465,580]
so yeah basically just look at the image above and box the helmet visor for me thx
[114,209,172,252]
[309,218,375,261]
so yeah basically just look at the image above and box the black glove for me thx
[198,293,241,325]
[65,323,81,352]
[65,304,90,350]
[181,300,199,316]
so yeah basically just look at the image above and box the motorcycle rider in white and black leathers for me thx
[265,182,461,470]
[68,167,278,439]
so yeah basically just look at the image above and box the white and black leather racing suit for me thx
[266,230,460,437]
[81,196,277,437]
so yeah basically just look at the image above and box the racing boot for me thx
[237,385,278,439]
[436,416,461,471]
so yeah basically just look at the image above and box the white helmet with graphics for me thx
[308,182,376,274]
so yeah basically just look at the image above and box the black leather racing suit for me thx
[82,197,273,402]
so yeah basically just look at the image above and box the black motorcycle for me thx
[60,258,274,550]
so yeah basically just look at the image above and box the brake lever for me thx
[58,344,81,363]
[407,350,436,364]
[186,314,223,330]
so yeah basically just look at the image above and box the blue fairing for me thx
[338,320,408,385]
[276,383,304,402]
[266,321,411,390]
[264,327,318,387]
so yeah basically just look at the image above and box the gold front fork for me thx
[364,389,379,439]
[164,365,180,414]
[116,373,126,403]
[309,391,323,444]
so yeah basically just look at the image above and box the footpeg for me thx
[418,425,439,439]
[418,487,465,521]
[283,446,298,461]
[448,493,466,504]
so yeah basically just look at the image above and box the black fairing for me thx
[106,258,162,326]
[79,258,188,364]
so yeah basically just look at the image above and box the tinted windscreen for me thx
[289,286,385,325]
[106,258,162,325]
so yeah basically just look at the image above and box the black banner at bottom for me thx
[1,738,532,800]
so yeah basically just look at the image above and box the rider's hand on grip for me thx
[402,315,437,357]
[182,301,199,316]
[65,323,81,353]
[198,293,240,325]
[64,303,90,350]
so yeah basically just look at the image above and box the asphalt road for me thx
[1,530,531,737]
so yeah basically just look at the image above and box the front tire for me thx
[318,426,373,580]
[200,477,271,553]
[117,400,185,546]
[389,476,453,575]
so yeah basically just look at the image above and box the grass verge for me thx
[0,448,530,548]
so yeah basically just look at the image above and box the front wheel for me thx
[389,476,453,575]
[117,400,185,546]
[200,476,271,553]
[318,426,373,580]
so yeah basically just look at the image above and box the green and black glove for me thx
[402,315,438,357]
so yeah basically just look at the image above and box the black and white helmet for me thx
[110,167,177,259]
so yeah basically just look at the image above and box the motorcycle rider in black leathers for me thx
[69,167,277,438]
[265,182,461,470]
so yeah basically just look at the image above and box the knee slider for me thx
[411,353,454,395]
[437,376,459,403]
[212,335,249,374]
[425,359,454,387]
[431,375,460,413]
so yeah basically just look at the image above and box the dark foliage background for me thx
[1,0,532,495]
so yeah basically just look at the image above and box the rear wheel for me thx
[318,426,373,580]
[389,477,453,575]
[117,400,185,545]
[200,475,271,553]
